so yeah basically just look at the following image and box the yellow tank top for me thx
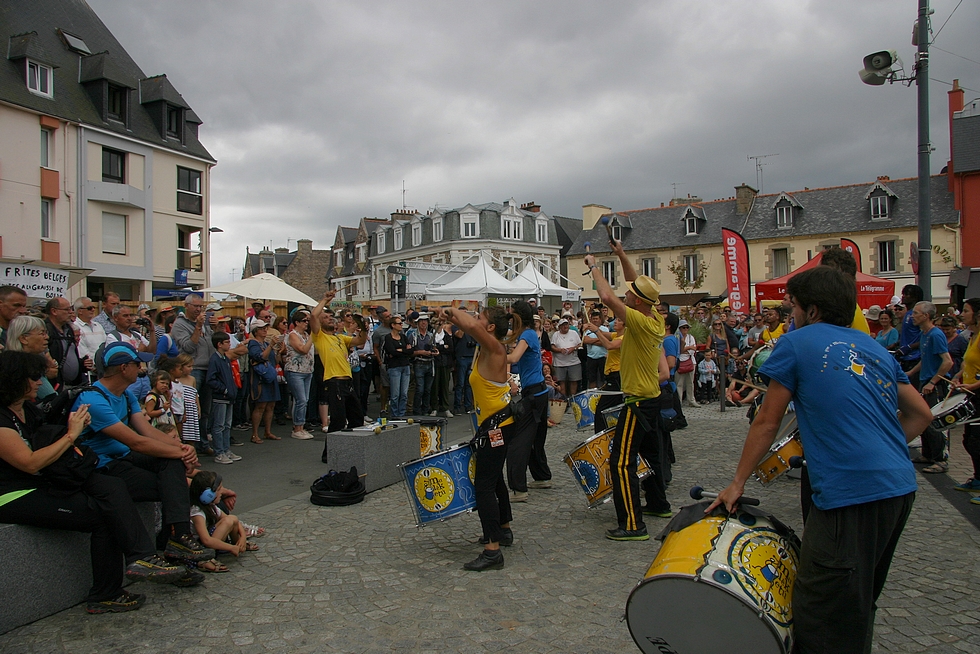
[469,347,515,428]
[604,331,621,375]
[962,332,980,385]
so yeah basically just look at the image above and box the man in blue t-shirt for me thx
[708,266,932,653]
[76,342,214,566]
[908,301,953,471]
[895,284,924,382]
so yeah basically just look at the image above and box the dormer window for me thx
[776,205,793,229]
[611,225,622,241]
[502,214,522,240]
[335,250,343,268]
[166,105,182,139]
[107,84,127,123]
[377,231,386,254]
[394,228,403,250]
[27,60,53,98]
[462,213,478,238]
[870,195,889,220]
[536,219,548,243]
[412,222,422,246]
[433,217,443,242]
[685,215,699,236]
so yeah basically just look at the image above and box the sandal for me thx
[911,456,931,464]
[242,523,266,538]
[198,558,229,573]
[922,462,949,474]
[263,434,281,441]
[244,542,260,552]
[250,436,263,444]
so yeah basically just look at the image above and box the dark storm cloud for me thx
[85,0,980,282]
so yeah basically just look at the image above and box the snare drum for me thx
[930,393,976,431]
[571,389,621,430]
[397,443,476,527]
[600,403,625,430]
[626,509,800,654]
[563,427,652,507]
[753,412,804,485]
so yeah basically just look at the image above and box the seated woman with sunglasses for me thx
[0,351,195,614]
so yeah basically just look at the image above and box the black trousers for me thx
[964,421,980,478]
[322,377,364,462]
[0,474,155,601]
[506,390,550,492]
[793,492,914,654]
[918,384,948,462]
[473,422,516,545]
[610,398,668,531]
[102,451,191,537]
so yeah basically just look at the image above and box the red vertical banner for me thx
[840,238,862,272]
[721,228,751,315]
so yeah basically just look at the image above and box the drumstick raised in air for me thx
[690,485,761,506]
[582,241,592,276]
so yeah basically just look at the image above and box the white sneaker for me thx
[363,416,372,422]
[442,410,454,418]
[214,453,233,464]
[321,426,329,433]
[429,411,437,417]
[291,430,314,440]
[227,452,243,461]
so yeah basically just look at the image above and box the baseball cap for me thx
[102,341,153,367]
[558,318,569,326]
[249,319,269,332]
[678,319,690,328]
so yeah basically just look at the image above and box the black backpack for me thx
[310,466,366,506]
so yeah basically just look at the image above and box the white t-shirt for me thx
[551,329,582,368]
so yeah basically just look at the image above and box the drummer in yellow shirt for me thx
[951,298,980,494]
[585,238,670,541]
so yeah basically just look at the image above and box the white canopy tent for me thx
[514,259,581,302]
[199,273,317,305]
[426,252,537,301]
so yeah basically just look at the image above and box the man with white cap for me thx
[550,318,582,399]
[411,312,437,416]
[584,238,670,541]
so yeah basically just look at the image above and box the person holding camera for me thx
[104,305,158,402]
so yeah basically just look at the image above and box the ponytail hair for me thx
[482,306,522,345]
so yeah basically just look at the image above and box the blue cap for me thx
[103,341,154,367]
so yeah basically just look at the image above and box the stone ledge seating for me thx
[0,501,159,634]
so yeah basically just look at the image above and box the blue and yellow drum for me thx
[398,443,476,527]
[626,509,800,653]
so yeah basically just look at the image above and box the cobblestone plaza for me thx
[2,404,978,653]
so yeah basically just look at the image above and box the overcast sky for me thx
[85,0,980,284]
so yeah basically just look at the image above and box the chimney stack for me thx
[735,183,759,216]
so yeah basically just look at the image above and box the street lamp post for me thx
[859,0,933,300]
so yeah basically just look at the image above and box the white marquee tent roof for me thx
[426,252,537,300]
[515,260,581,301]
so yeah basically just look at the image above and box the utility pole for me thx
[916,0,932,300]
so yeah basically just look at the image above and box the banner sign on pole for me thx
[1,263,70,298]
[721,228,751,315]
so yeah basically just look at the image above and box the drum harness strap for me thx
[469,404,514,449]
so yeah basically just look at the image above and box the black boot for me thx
[463,549,504,571]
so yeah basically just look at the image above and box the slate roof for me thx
[245,249,295,277]
[553,215,583,255]
[952,107,980,174]
[1,0,214,162]
[567,175,958,256]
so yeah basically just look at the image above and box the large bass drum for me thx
[626,506,801,654]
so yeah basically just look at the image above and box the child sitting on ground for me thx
[188,471,259,566]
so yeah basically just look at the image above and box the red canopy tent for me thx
[754,250,895,310]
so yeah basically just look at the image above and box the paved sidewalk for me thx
[2,404,979,653]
